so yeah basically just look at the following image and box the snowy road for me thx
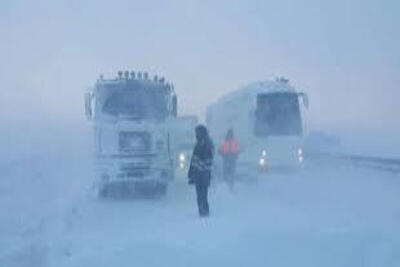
[1,156,400,267]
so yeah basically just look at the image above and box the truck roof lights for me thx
[99,71,171,84]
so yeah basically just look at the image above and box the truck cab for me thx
[85,71,178,197]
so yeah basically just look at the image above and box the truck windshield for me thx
[254,92,302,136]
[102,87,168,120]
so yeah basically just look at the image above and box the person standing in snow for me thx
[188,125,214,217]
[218,129,240,190]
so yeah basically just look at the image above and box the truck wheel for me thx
[156,183,168,197]
[98,185,109,198]
[160,184,168,195]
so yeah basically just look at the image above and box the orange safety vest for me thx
[219,139,239,155]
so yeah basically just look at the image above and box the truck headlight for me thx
[178,153,186,169]
[297,148,303,156]
[179,153,186,162]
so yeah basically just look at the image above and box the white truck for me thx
[206,77,308,175]
[85,71,178,197]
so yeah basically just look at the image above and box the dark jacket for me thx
[188,138,214,186]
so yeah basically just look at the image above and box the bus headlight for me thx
[259,149,268,168]
[297,148,304,163]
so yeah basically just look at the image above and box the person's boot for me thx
[199,211,210,218]
[199,205,210,218]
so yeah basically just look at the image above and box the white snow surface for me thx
[1,130,400,267]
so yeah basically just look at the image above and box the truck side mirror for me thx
[299,92,309,108]
[85,92,92,120]
[172,95,178,117]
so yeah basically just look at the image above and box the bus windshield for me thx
[254,92,302,136]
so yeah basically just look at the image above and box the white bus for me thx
[206,78,308,175]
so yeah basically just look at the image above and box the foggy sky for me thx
[1,0,399,134]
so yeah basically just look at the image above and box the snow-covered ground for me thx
[1,145,400,267]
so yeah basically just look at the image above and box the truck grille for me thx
[119,157,153,179]
[119,131,151,153]
[120,161,151,172]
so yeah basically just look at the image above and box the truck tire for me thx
[156,183,168,197]
[98,185,109,198]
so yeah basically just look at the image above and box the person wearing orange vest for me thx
[218,129,240,189]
